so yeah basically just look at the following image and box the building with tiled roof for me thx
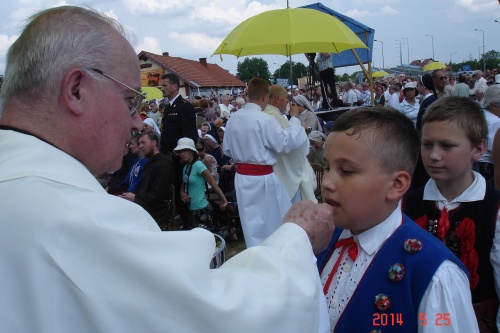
[138,51,245,98]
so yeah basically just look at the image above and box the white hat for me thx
[403,81,417,89]
[173,137,197,153]
[495,74,500,84]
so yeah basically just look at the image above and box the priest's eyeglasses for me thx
[85,68,146,116]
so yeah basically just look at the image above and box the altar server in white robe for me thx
[0,6,335,333]
[224,78,309,247]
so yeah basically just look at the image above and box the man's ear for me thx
[61,68,87,116]
[472,139,487,162]
[386,170,411,202]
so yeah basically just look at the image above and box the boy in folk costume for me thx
[404,97,500,332]
[317,107,478,332]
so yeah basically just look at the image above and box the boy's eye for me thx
[341,169,354,175]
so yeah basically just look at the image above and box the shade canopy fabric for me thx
[301,2,375,68]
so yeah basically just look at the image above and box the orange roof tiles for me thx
[138,51,245,88]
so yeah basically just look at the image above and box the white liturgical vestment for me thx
[0,129,328,333]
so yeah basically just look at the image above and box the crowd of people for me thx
[1,5,500,333]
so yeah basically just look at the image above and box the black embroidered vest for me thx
[404,186,500,304]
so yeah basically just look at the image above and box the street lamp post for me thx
[402,37,409,64]
[274,62,281,81]
[449,52,457,64]
[374,39,385,69]
[425,35,434,60]
[478,47,482,69]
[395,40,402,66]
[475,29,485,72]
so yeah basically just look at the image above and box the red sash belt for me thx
[236,163,273,176]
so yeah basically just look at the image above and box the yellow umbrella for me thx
[141,86,163,100]
[423,61,447,72]
[372,70,389,78]
[212,8,367,58]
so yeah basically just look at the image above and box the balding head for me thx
[0,6,143,175]
[268,85,289,112]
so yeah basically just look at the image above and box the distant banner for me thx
[141,68,164,87]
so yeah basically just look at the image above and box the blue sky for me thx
[1,0,499,77]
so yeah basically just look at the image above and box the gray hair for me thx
[235,97,246,107]
[1,6,133,111]
[483,84,500,110]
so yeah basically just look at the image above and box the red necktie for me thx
[323,237,359,295]
[437,207,450,240]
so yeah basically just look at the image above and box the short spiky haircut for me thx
[332,106,420,175]
[247,77,269,101]
[422,96,487,147]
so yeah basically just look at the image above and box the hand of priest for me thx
[283,200,335,255]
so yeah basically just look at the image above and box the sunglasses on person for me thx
[487,81,495,85]
[84,68,146,116]
[196,147,205,152]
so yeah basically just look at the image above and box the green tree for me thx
[482,50,500,71]
[236,58,271,82]
[272,61,308,85]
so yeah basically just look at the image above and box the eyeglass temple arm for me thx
[88,68,146,97]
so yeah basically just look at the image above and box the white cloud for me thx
[381,5,398,15]
[345,9,374,18]
[123,0,187,14]
[0,34,19,74]
[457,0,498,13]
[168,32,223,53]
[135,36,162,54]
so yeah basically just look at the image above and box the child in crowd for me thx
[317,106,478,332]
[404,97,500,333]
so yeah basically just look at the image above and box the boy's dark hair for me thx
[422,96,487,147]
[332,106,420,175]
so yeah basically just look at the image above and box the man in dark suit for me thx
[159,73,198,228]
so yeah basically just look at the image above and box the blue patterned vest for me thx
[317,215,467,333]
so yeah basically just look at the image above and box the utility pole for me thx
[449,52,457,64]
[395,40,402,66]
[274,62,281,80]
[425,35,434,60]
[475,29,485,72]
[374,39,385,69]
[401,37,409,64]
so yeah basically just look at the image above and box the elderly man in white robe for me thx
[224,78,308,247]
[0,7,335,333]
[264,85,317,204]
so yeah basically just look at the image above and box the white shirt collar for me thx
[169,94,181,106]
[339,202,403,256]
[422,92,433,101]
[423,170,486,204]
